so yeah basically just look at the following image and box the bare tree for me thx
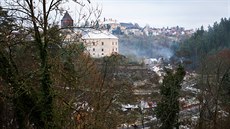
[1,0,136,128]
[197,49,230,129]
[1,0,101,128]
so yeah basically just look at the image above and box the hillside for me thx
[178,18,230,69]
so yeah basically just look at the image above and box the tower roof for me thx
[61,11,73,21]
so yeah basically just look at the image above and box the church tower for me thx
[61,11,73,28]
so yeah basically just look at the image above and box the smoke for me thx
[155,46,174,59]
[119,42,174,61]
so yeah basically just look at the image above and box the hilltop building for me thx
[61,13,119,58]
[101,18,120,32]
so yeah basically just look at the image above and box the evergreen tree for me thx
[155,65,185,129]
[178,18,230,69]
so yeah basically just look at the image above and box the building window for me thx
[93,48,95,51]
[102,53,104,55]
[102,48,104,51]
[112,42,114,45]
[116,42,117,45]
[116,48,117,51]
[112,48,114,51]
[93,42,95,46]
[101,42,104,45]
[93,53,95,55]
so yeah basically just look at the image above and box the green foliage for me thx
[178,18,230,69]
[155,65,185,129]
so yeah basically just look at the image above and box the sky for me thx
[1,0,229,29]
[83,0,230,29]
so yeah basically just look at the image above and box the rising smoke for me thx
[118,35,175,61]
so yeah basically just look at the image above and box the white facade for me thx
[82,31,119,58]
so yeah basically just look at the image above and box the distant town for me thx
[98,18,195,38]
[61,11,195,59]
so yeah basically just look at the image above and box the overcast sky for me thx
[83,0,229,29]
[1,0,229,29]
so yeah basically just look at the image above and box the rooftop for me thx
[61,11,73,21]
[82,30,118,39]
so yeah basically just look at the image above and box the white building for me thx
[60,13,119,58]
[82,30,119,58]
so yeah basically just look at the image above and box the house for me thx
[82,30,119,58]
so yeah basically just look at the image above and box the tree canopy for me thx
[155,65,185,129]
[178,18,230,69]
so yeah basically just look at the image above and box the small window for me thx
[102,42,104,45]
[102,48,104,51]
[112,48,114,51]
[93,48,95,51]
[93,42,95,46]
[93,53,95,55]
[116,42,117,45]
[102,53,104,55]
[116,48,117,51]
[112,42,114,45]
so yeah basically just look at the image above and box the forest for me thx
[176,18,230,129]
[177,18,230,70]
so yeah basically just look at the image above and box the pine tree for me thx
[155,65,185,129]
